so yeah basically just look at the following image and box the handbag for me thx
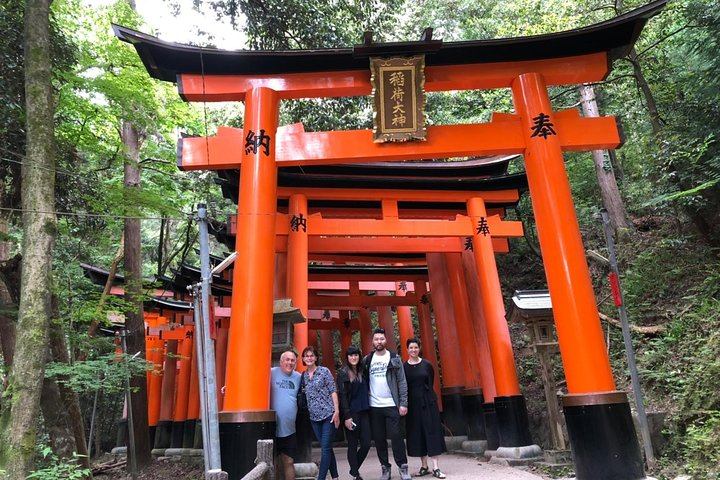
[297,371,308,410]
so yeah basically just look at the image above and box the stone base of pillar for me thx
[183,419,197,448]
[295,410,313,462]
[170,420,185,448]
[482,402,500,450]
[461,388,486,441]
[441,386,466,436]
[219,410,276,480]
[460,439,488,453]
[443,435,467,452]
[495,395,533,447]
[154,420,172,449]
[194,419,203,449]
[563,392,645,480]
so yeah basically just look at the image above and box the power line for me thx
[0,206,192,222]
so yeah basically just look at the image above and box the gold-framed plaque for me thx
[370,55,426,143]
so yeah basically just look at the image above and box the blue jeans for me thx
[311,415,338,480]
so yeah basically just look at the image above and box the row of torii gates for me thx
[116,1,665,478]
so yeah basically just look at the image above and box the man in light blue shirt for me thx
[271,350,302,480]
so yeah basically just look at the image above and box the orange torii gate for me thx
[116,2,666,477]
[217,159,526,448]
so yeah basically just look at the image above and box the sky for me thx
[96,0,247,49]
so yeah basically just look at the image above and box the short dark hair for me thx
[406,337,420,348]
[301,345,320,363]
[373,327,386,335]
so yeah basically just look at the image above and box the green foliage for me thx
[45,350,152,394]
[27,446,90,480]
[682,411,720,478]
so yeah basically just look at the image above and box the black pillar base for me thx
[170,420,184,448]
[295,410,313,462]
[461,388,486,441]
[440,386,466,436]
[495,395,533,447]
[193,419,203,449]
[154,420,172,449]
[219,410,276,480]
[149,426,156,447]
[482,402,500,450]
[183,419,197,448]
[563,392,645,480]
[116,418,128,448]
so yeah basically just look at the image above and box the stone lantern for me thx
[507,290,566,451]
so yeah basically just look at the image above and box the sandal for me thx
[415,467,430,477]
[432,469,446,479]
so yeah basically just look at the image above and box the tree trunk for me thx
[0,1,57,477]
[41,369,77,460]
[85,237,124,342]
[578,84,633,238]
[48,304,90,468]
[122,120,152,470]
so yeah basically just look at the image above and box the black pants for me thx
[370,406,407,468]
[345,410,371,477]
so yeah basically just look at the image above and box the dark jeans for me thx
[345,410,371,477]
[370,406,407,468]
[311,415,338,480]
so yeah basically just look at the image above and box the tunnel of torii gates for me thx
[115,1,665,478]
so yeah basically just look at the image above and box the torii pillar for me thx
[512,72,644,478]
[221,87,279,478]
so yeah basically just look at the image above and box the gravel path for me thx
[328,447,547,480]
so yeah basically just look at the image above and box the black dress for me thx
[403,359,447,457]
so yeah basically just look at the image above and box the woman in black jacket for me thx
[336,345,371,480]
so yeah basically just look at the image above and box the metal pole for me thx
[191,283,211,472]
[197,204,225,477]
[87,381,100,455]
[600,209,655,469]
[120,329,138,477]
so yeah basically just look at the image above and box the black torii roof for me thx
[113,0,666,82]
[214,156,529,207]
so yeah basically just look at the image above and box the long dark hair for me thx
[345,345,363,382]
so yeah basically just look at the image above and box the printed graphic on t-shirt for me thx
[369,354,395,407]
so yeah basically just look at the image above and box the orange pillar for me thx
[460,251,497,401]
[461,250,500,448]
[467,196,533,448]
[413,280,442,410]
[395,282,414,361]
[358,309,373,354]
[511,74,615,394]
[512,73,642,476]
[222,86,279,477]
[376,291,397,353]
[185,337,200,448]
[288,194,309,369]
[426,253,466,436]
[154,339,178,449]
[320,329,336,377]
[171,330,194,448]
[214,317,229,412]
[444,252,487,441]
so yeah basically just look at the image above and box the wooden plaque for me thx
[370,55,426,143]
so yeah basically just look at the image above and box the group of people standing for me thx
[270,328,447,480]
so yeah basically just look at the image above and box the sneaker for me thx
[380,465,391,480]
[399,464,411,480]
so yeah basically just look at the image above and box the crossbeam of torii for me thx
[116,2,668,476]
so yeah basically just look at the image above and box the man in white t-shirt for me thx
[364,328,410,480]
